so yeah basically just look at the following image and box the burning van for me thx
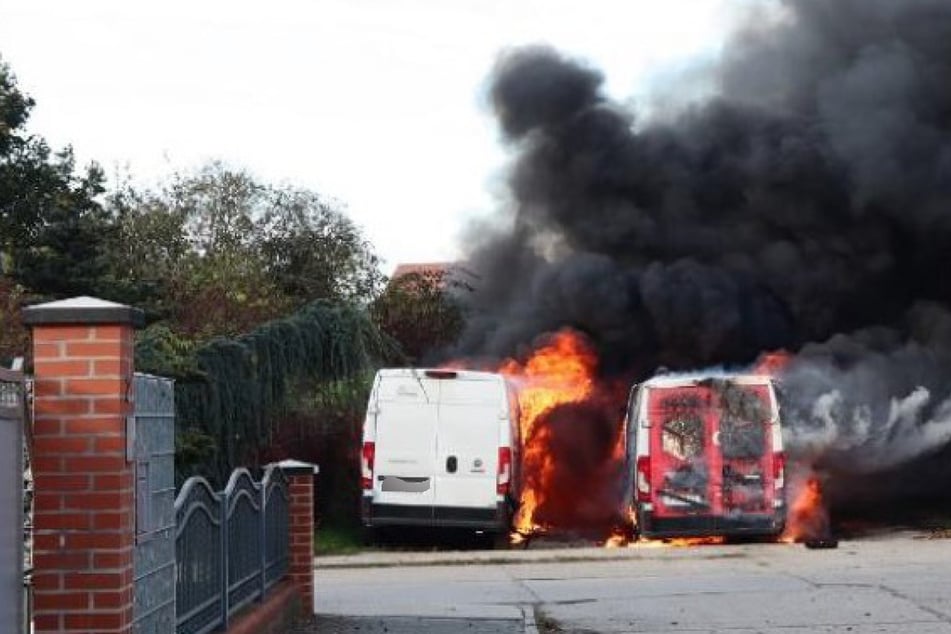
[627,373,786,538]
[360,369,519,540]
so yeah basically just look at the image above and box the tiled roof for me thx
[391,262,454,279]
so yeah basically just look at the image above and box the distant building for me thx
[389,262,478,294]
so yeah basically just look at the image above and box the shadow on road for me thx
[367,526,504,551]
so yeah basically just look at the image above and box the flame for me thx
[605,536,726,549]
[644,537,726,547]
[601,486,726,549]
[498,329,598,535]
[781,475,829,542]
[753,349,792,376]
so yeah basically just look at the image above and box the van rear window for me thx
[653,389,707,460]
[424,370,458,379]
[647,382,773,454]
[661,416,704,460]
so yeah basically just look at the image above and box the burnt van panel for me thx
[633,375,786,538]
[648,385,716,518]
[716,381,777,517]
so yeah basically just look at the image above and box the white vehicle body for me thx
[360,369,519,532]
[627,373,786,538]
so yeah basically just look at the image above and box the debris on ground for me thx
[924,528,951,540]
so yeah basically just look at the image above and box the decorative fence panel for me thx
[263,471,290,589]
[175,466,290,634]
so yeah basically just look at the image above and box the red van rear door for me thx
[712,382,777,519]
[647,385,718,519]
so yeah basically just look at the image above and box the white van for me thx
[360,369,519,537]
[627,373,786,538]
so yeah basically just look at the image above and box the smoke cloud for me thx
[453,0,951,513]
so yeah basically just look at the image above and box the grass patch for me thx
[314,523,364,556]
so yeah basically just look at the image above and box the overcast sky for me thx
[0,0,747,272]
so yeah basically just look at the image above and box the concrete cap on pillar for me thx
[22,295,145,327]
[274,459,320,475]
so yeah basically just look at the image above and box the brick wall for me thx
[286,468,316,616]
[224,581,302,634]
[24,298,316,631]
[26,302,140,634]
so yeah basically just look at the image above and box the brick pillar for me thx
[277,459,317,616]
[24,297,144,634]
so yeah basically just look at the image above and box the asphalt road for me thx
[312,532,951,633]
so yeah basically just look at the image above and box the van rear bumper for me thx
[638,508,786,538]
[362,499,509,531]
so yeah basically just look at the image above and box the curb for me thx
[314,544,752,569]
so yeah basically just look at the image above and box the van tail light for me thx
[636,456,652,503]
[497,447,512,496]
[361,441,376,490]
[773,451,785,489]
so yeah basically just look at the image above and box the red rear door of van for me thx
[713,382,779,523]
[647,385,719,521]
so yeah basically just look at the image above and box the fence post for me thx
[276,460,317,617]
[1,369,25,632]
[24,297,143,634]
[220,488,230,630]
[260,476,267,602]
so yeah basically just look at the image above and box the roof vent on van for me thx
[424,370,458,379]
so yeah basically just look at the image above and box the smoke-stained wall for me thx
[454,0,951,511]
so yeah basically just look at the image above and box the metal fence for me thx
[174,466,290,634]
[133,373,176,633]
[1,369,25,634]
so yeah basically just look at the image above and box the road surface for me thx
[311,532,951,633]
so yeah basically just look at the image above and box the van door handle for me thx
[446,456,458,473]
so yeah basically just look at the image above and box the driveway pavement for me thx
[313,533,951,633]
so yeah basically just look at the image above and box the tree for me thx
[371,270,467,363]
[0,277,27,365]
[105,162,384,339]
[101,177,190,311]
[0,57,112,298]
[258,187,383,304]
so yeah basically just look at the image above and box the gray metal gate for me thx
[0,369,24,633]
[132,374,177,633]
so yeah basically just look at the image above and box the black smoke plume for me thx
[453,0,951,515]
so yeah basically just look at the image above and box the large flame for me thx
[497,329,598,535]
[782,474,830,542]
